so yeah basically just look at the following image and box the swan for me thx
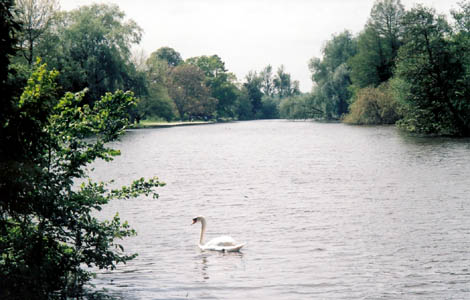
[191,216,246,252]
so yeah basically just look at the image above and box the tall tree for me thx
[168,64,217,120]
[309,30,357,118]
[137,52,176,121]
[47,4,143,103]
[243,71,263,116]
[396,5,470,135]
[349,0,404,88]
[150,46,183,67]
[273,65,300,98]
[14,0,59,66]
[260,65,274,96]
[187,55,238,118]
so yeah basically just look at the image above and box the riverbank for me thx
[130,120,216,129]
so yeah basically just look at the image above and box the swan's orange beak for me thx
[191,218,197,225]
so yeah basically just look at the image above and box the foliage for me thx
[0,0,21,118]
[136,49,176,121]
[241,65,300,119]
[344,82,403,125]
[260,65,274,96]
[151,46,183,67]
[168,64,217,120]
[234,87,254,120]
[0,62,164,299]
[187,55,239,119]
[35,3,143,103]
[273,65,301,98]
[14,0,59,66]
[349,0,404,88]
[258,95,280,119]
[395,5,470,135]
[279,93,323,120]
[309,30,357,119]
[243,71,263,117]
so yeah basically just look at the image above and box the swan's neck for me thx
[199,217,207,245]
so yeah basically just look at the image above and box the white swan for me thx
[191,216,246,252]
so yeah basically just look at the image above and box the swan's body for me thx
[192,216,246,252]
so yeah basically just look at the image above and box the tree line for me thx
[280,0,470,136]
[8,0,302,123]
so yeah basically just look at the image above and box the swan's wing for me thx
[205,235,237,247]
[201,236,246,252]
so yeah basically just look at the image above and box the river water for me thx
[90,120,470,299]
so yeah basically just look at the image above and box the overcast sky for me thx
[60,0,460,92]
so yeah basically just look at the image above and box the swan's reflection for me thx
[195,251,244,281]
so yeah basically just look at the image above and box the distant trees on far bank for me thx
[9,0,304,123]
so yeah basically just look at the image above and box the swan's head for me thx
[191,216,204,225]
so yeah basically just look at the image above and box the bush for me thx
[343,82,403,125]
[0,63,164,299]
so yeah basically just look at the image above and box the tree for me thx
[243,71,263,116]
[309,31,357,119]
[234,87,254,120]
[273,65,300,98]
[279,93,323,120]
[137,49,177,121]
[14,0,59,66]
[452,0,470,77]
[151,46,183,67]
[343,82,403,124]
[186,55,239,119]
[168,64,217,120]
[0,0,20,116]
[395,5,470,135]
[349,0,405,88]
[0,61,164,299]
[260,65,274,96]
[46,4,143,103]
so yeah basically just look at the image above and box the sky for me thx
[60,0,461,92]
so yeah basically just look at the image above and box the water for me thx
[90,120,470,299]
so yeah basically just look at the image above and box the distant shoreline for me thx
[129,120,218,129]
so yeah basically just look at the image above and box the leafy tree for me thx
[137,49,176,121]
[369,0,404,55]
[151,46,183,67]
[452,0,470,78]
[273,65,300,98]
[309,30,357,85]
[14,0,59,66]
[234,87,254,120]
[0,61,163,299]
[344,82,403,124]
[395,5,470,135]
[0,0,20,113]
[44,4,143,103]
[258,95,280,119]
[186,54,226,77]
[260,65,275,96]
[349,0,405,88]
[243,70,263,116]
[168,64,217,120]
[309,30,357,119]
[279,93,323,120]
[186,55,238,119]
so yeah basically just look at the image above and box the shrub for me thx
[343,82,403,125]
